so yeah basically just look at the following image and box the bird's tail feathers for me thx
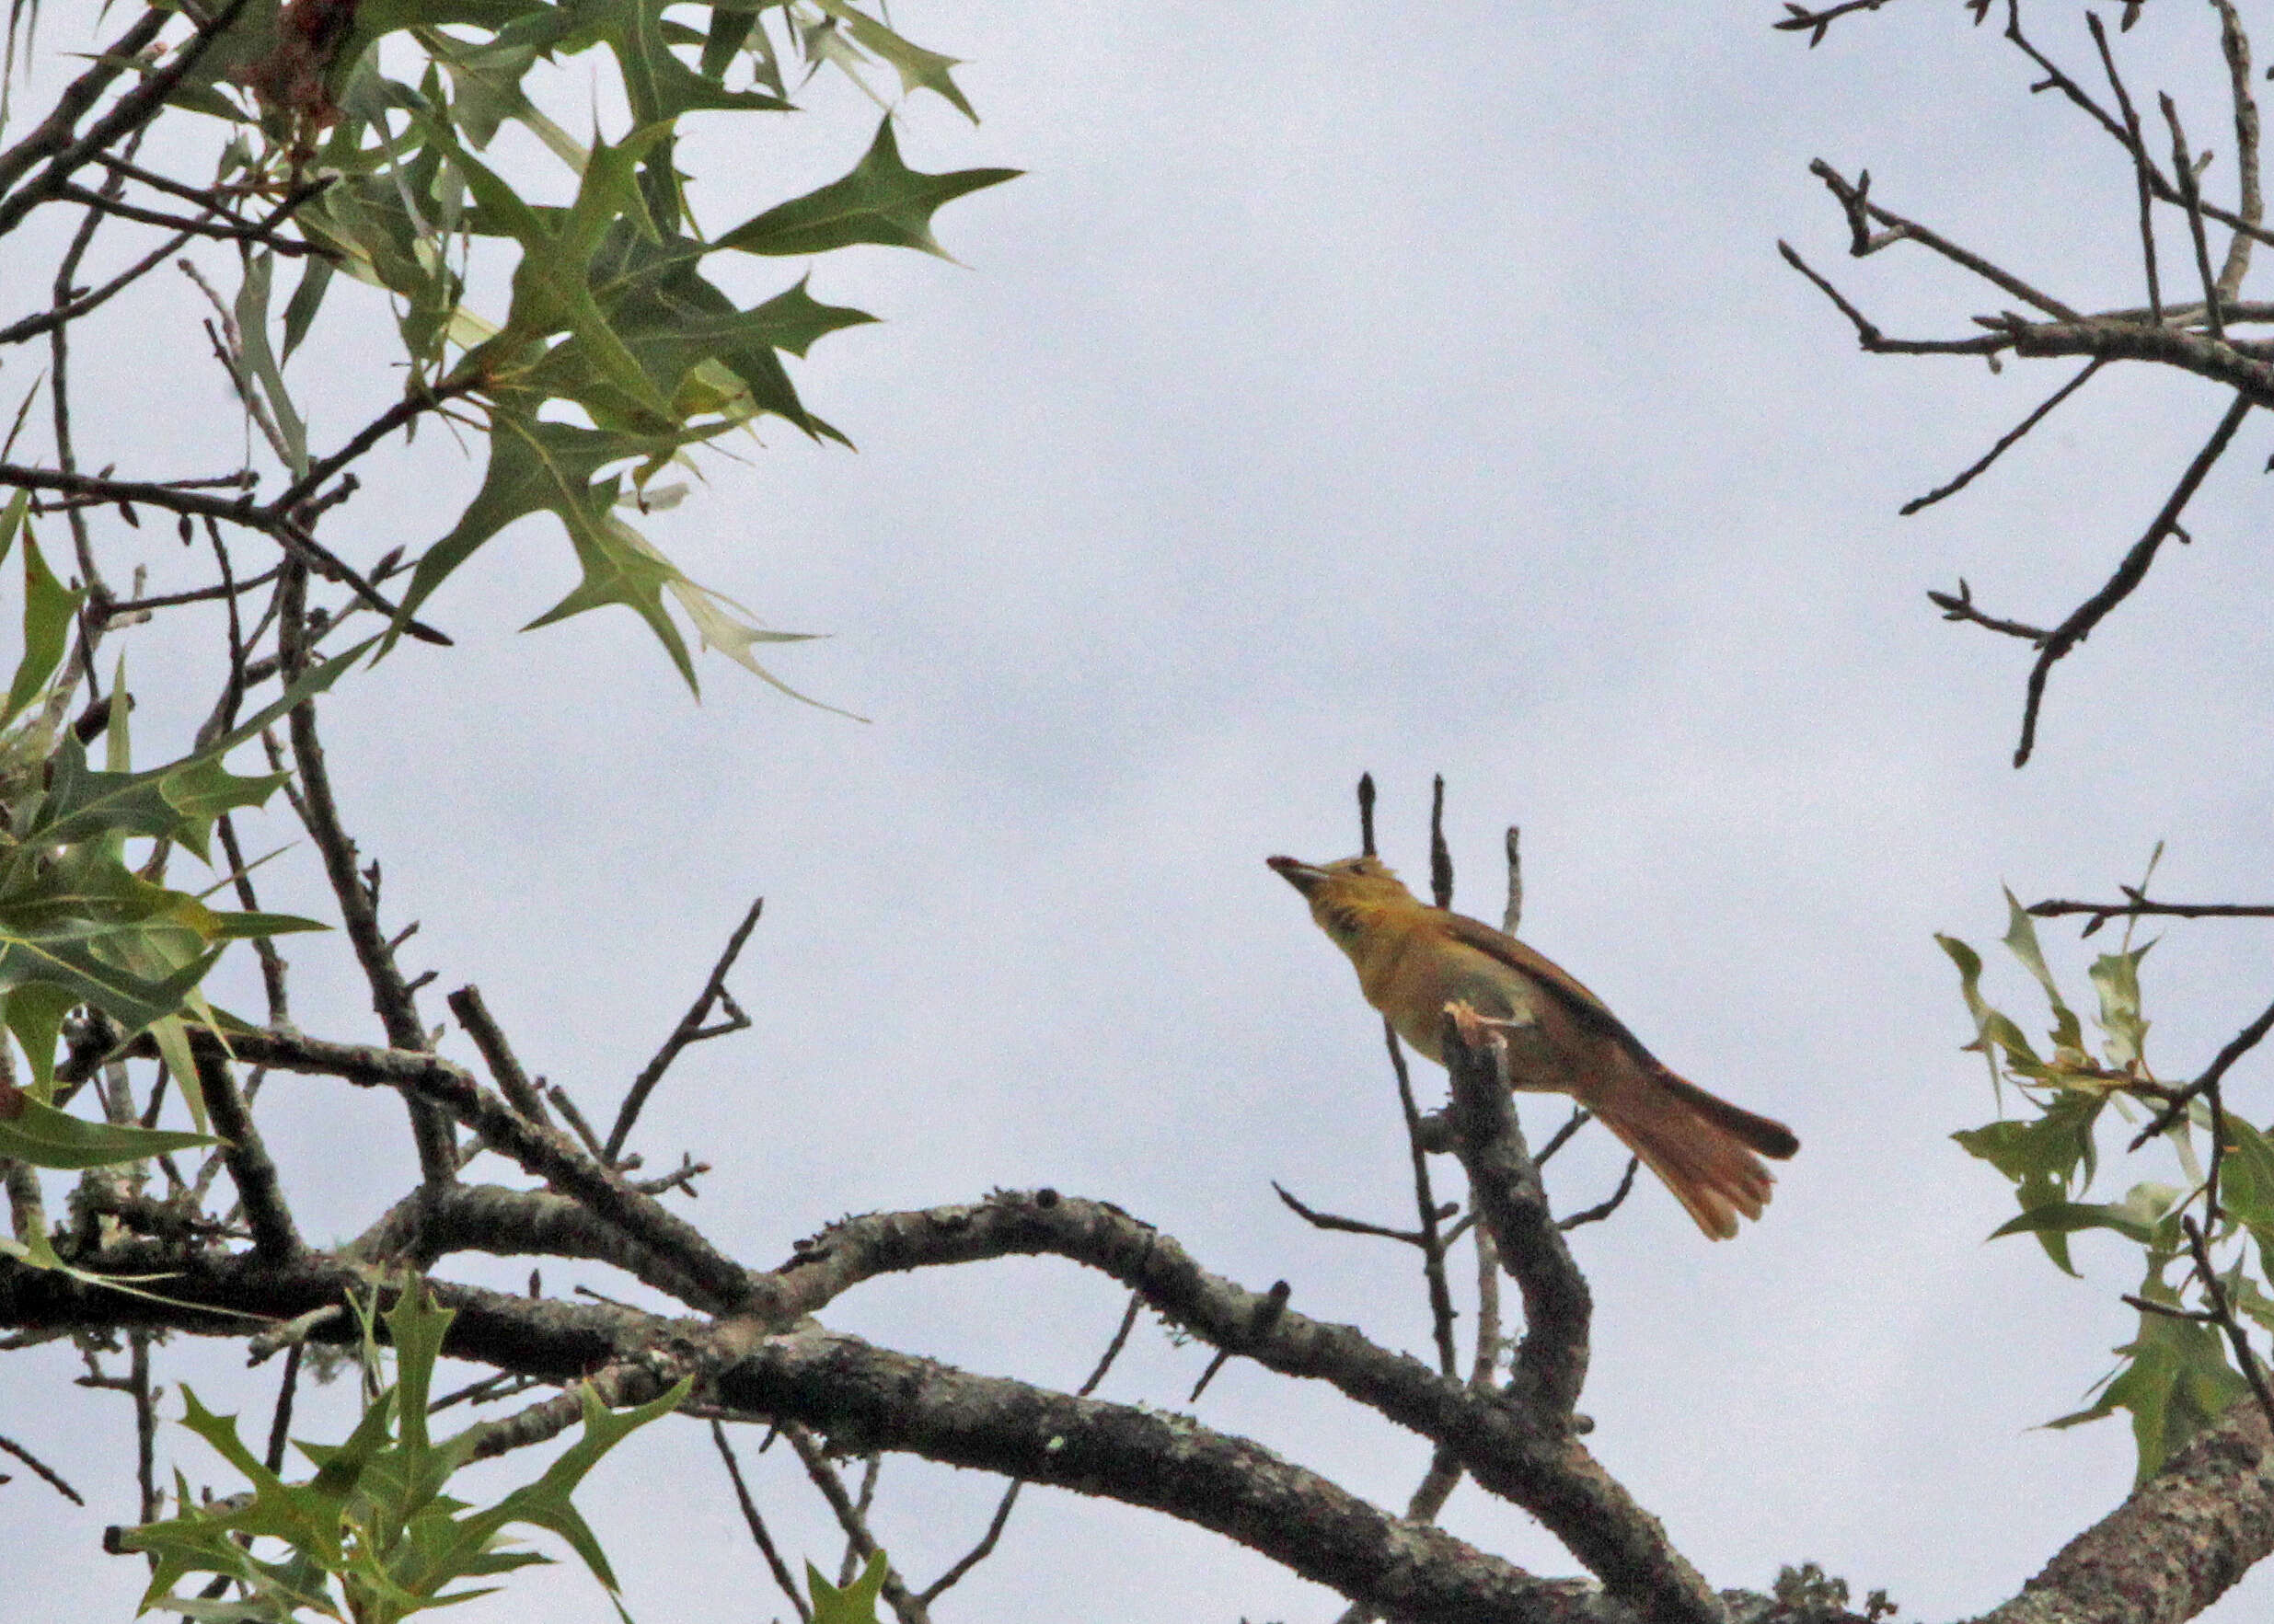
[1592,1071,1793,1241]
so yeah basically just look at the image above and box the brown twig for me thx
[606,895,763,1162]
[1903,359,2107,516]
[2013,390,2253,766]
[1558,1158,1642,1232]
[2088,14,2162,325]
[919,1290,1145,1605]
[2211,0,2261,303]
[2163,96,2224,343]
[0,1433,84,1503]
[2129,990,2274,1151]
[711,1420,812,1624]
[781,1422,929,1624]
[445,986,554,1128]
[1271,1181,1434,1246]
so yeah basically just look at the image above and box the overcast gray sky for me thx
[16,1,2274,1618]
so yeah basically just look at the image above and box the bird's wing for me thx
[1437,911,1667,1069]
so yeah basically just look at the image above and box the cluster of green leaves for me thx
[1941,892,2274,1480]
[118,1281,690,1622]
[0,495,339,1173]
[171,0,1015,699]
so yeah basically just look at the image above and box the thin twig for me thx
[780,1423,929,1624]
[2130,990,2274,1150]
[278,559,456,1183]
[2181,1215,2274,1441]
[2088,14,2162,324]
[2211,0,2260,302]
[1902,359,2107,516]
[2014,390,2253,766]
[711,1421,812,1624]
[606,895,763,1161]
[0,1434,84,1503]
[1533,1105,1592,1169]
[1271,1181,1431,1246]
[920,1292,1145,1604]
[1558,1158,1642,1231]
[2163,96,2224,342]
[446,986,554,1128]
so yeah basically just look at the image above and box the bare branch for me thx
[2014,390,2253,766]
[606,894,764,1161]
[1437,1007,1592,1420]
[2086,13,2164,324]
[1902,359,2107,516]
[783,1423,930,1624]
[712,1420,813,1624]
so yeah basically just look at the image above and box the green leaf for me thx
[2001,887,2084,1058]
[2090,940,2155,1072]
[3,978,77,1095]
[235,252,310,478]
[718,118,1018,259]
[812,0,976,121]
[0,1093,213,1169]
[1988,1182,2178,1249]
[2048,1293,2250,1482]
[2,522,83,731]
[2222,1116,2274,1277]
[809,1550,890,1624]
[1953,1088,2107,1274]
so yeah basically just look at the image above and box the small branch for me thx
[2029,894,2274,928]
[269,374,483,516]
[445,986,554,1127]
[2180,1215,2274,1445]
[1926,579,2052,643]
[50,180,318,254]
[1388,1020,1460,1378]
[1533,1106,1592,1169]
[193,1046,301,1261]
[1901,359,2107,516]
[2013,390,2254,766]
[2162,96,2225,342]
[1808,158,2084,321]
[711,1420,812,1624]
[0,223,193,346]
[781,1423,930,1624]
[263,1345,302,1474]
[1427,774,1453,909]
[2088,13,2162,324]
[1271,1181,1430,1247]
[279,560,456,1185]
[1557,1158,1641,1232]
[1438,1005,1590,1420]
[2211,0,2261,302]
[2129,990,2274,1150]
[606,895,763,1162]
[1188,1278,1290,1402]
[0,1433,85,1503]
[1502,825,1522,936]
[919,1291,1144,1604]
[190,1026,768,1313]
[1772,0,1901,48]
[1779,239,2011,355]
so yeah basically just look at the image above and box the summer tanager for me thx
[1267,853,1798,1238]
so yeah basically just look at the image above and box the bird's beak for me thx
[1266,855,1326,895]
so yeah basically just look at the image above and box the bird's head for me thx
[1266,853,1422,950]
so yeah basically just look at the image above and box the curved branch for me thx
[765,1191,1714,1621]
[1970,1400,2274,1624]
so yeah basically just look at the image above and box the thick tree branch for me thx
[1438,1007,1591,1420]
[1970,1400,2274,1624]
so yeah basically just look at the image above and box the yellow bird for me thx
[1268,853,1797,1238]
